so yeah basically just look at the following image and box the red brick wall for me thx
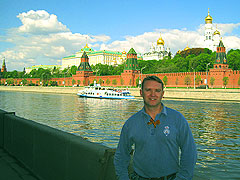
[1,69,240,88]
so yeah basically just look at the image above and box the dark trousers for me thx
[130,171,176,180]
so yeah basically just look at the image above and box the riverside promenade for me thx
[0,86,240,102]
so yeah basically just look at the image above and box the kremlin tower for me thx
[121,48,139,86]
[1,58,7,72]
[214,39,228,69]
[73,51,93,86]
[209,39,232,88]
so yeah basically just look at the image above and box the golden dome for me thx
[122,51,126,54]
[184,45,190,51]
[177,50,181,54]
[157,35,164,45]
[84,43,89,48]
[214,25,220,35]
[214,29,220,35]
[205,8,213,24]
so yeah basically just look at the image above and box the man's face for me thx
[140,80,164,108]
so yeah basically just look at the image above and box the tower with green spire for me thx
[209,39,232,88]
[121,48,139,86]
[73,51,93,86]
[124,48,139,71]
[214,39,228,69]
[77,51,92,71]
[1,57,7,72]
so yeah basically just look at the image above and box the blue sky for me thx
[0,0,239,71]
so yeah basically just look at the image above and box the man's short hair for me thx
[141,76,164,90]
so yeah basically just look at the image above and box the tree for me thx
[106,78,110,85]
[21,79,27,85]
[6,78,14,85]
[162,76,168,88]
[77,80,81,86]
[184,75,191,88]
[195,75,201,85]
[93,79,97,84]
[223,77,229,88]
[112,79,117,86]
[136,77,140,87]
[129,79,132,86]
[72,79,76,86]
[120,78,124,86]
[210,77,215,88]
[98,78,103,85]
[227,49,240,70]
[70,65,78,75]
[175,78,179,87]
[238,77,240,87]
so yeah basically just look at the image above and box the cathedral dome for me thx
[205,9,213,24]
[177,50,181,54]
[184,45,190,51]
[214,29,220,35]
[157,36,164,45]
[122,50,126,54]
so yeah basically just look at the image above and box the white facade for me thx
[143,35,171,60]
[204,9,221,52]
[61,44,127,69]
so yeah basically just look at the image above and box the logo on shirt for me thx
[163,126,170,136]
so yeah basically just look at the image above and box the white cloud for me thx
[17,10,69,34]
[223,36,240,50]
[217,23,240,35]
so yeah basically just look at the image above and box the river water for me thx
[0,91,239,180]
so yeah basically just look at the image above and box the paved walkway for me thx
[0,148,38,180]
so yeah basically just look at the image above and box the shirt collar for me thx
[141,103,167,118]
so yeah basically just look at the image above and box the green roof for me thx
[81,51,88,58]
[128,48,137,55]
[26,65,61,70]
[89,50,122,55]
[219,40,224,47]
[63,55,76,59]
[80,47,94,52]
[2,58,5,66]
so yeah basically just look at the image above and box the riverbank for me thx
[0,86,240,102]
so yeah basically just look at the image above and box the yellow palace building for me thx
[61,44,138,69]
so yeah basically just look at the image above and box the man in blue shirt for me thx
[114,76,197,180]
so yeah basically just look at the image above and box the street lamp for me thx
[206,63,210,89]
[191,67,195,89]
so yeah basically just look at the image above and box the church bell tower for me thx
[204,8,214,51]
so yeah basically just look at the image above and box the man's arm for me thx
[176,116,197,180]
[114,123,133,180]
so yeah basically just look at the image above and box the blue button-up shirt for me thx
[114,104,197,180]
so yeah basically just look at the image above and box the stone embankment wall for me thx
[0,86,239,102]
[129,88,240,102]
[0,109,117,180]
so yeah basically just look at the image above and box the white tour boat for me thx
[77,85,135,99]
